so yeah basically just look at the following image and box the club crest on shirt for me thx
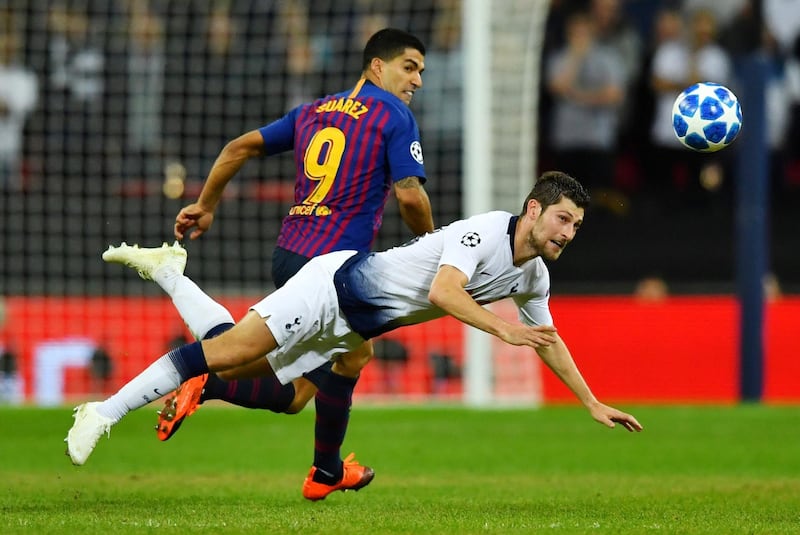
[460,232,480,247]
[409,141,423,164]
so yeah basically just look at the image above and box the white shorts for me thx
[250,250,366,384]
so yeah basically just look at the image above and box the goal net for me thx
[0,0,549,406]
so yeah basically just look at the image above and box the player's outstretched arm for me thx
[536,337,643,432]
[429,266,557,347]
[175,130,265,241]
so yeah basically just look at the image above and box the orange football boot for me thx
[156,373,208,441]
[302,452,375,501]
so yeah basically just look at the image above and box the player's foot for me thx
[65,402,114,466]
[302,452,375,501]
[102,241,187,281]
[156,373,208,441]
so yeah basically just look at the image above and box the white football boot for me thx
[102,241,187,280]
[65,402,115,465]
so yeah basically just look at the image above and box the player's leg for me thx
[301,340,374,500]
[65,310,280,465]
[101,242,302,437]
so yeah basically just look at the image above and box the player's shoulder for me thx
[447,211,514,242]
[463,210,515,229]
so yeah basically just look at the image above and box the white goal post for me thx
[462,0,551,406]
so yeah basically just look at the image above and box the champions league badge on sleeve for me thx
[460,232,481,247]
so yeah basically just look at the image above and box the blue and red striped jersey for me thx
[258,79,427,258]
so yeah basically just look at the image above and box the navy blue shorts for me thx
[271,247,312,289]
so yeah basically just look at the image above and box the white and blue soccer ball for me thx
[672,82,742,152]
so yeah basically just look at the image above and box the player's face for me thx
[379,48,425,105]
[528,197,584,262]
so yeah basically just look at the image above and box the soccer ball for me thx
[672,82,742,152]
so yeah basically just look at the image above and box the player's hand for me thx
[501,324,557,349]
[588,401,643,432]
[174,203,215,240]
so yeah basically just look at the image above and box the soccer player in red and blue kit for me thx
[156,28,434,500]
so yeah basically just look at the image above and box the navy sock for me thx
[204,322,234,340]
[312,370,358,484]
[302,361,334,388]
[203,374,295,413]
[166,341,209,381]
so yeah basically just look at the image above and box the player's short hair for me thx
[362,28,426,71]
[521,171,591,215]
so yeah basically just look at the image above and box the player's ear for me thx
[370,57,384,77]
[526,199,541,219]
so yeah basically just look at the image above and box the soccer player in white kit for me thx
[66,171,643,467]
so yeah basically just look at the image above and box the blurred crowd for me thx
[2,0,798,209]
[539,0,800,218]
[0,0,443,196]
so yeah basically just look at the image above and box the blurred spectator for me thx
[718,0,762,56]
[416,0,462,222]
[764,272,783,301]
[546,10,626,215]
[164,3,270,184]
[764,0,800,56]
[682,0,749,30]
[279,1,324,110]
[0,12,38,191]
[647,8,733,210]
[634,275,669,302]
[122,3,166,187]
[590,0,643,127]
[38,1,110,194]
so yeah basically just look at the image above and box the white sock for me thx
[97,355,183,422]
[154,269,234,339]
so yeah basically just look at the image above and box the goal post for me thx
[462,0,551,406]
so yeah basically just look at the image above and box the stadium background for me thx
[0,0,797,406]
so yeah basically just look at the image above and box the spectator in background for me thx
[763,0,800,57]
[278,1,324,110]
[589,0,642,137]
[122,3,166,188]
[39,1,109,194]
[163,3,269,185]
[0,12,38,191]
[546,10,626,216]
[647,8,732,211]
[633,275,669,302]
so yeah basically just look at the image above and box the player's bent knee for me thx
[333,342,374,377]
[286,377,317,413]
[201,312,278,371]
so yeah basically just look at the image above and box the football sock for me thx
[311,370,358,484]
[155,271,234,340]
[202,374,295,413]
[98,342,209,422]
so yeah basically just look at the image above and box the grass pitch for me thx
[1,404,799,534]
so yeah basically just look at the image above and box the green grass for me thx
[1,404,799,534]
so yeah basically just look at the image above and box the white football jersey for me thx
[334,211,553,338]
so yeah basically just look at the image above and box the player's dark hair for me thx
[362,28,426,71]
[520,171,590,215]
